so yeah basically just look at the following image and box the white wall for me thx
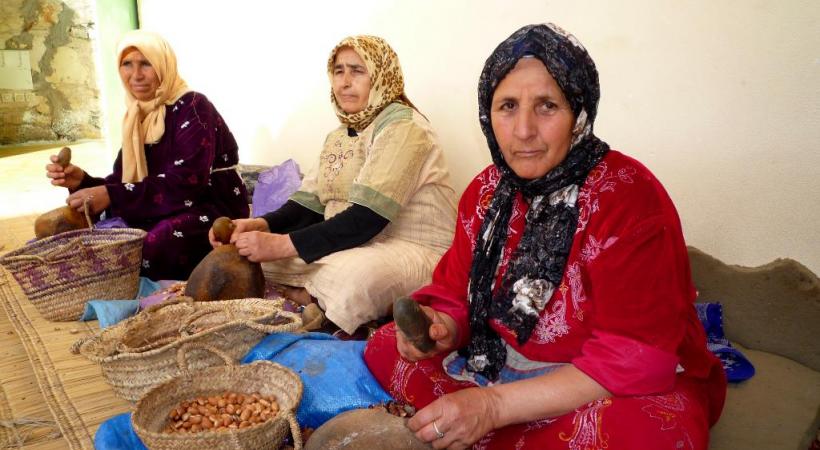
[136,0,820,275]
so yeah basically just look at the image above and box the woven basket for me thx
[0,227,146,321]
[71,297,301,402]
[132,343,303,450]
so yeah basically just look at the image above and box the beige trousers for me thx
[262,235,443,334]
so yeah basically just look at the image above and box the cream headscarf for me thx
[117,30,189,183]
[326,35,416,131]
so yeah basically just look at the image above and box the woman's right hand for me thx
[397,305,458,361]
[46,155,84,190]
[208,217,269,248]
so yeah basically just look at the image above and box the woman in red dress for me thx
[364,23,726,449]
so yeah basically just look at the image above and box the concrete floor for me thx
[0,141,114,219]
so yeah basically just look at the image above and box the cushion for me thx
[709,343,820,450]
[688,246,820,372]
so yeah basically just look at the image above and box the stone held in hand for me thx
[393,297,435,353]
[305,408,428,450]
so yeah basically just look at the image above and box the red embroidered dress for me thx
[365,150,726,449]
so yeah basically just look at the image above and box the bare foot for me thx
[301,303,325,331]
[273,284,315,306]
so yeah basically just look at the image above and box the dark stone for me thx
[305,408,428,450]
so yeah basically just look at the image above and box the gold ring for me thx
[433,420,445,439]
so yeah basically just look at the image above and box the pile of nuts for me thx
[370,401,416,418]
[164,392,279,433]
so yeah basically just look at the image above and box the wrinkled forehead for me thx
[331,46,366,68]
[119,46,145,63]
[117,44,165,76]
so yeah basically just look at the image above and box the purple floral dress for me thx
[79,92,249,280]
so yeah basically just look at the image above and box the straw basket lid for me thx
[133,343,303,450]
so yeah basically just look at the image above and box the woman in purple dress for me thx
[45,30,249,280]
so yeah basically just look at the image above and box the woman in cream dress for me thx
[213,35,456,335]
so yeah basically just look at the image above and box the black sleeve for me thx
[72,171,105,192]
[289,203,389,263]
[261,200,323,233]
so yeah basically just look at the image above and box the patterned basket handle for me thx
[1,236,86,265]
[175,342,236,377]
[0,254,50,264]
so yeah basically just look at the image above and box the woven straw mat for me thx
[0,263,131,450]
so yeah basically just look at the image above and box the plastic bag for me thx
[695,302,755,382]
[95,412,148,450]
[242,332,393,429]
[79,278,162,328]
[251,159,302,217]
[94,216,129,229]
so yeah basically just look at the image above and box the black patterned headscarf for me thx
[463,23,610,380]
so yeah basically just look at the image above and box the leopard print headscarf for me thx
[327,35,415,131]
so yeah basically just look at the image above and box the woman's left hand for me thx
[66,186,110,215]
[407,387,499,449]
[234,231,297,262]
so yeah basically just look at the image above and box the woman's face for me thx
[119,48,159,101]
[490,57,575,180]
[332,47,371,114]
